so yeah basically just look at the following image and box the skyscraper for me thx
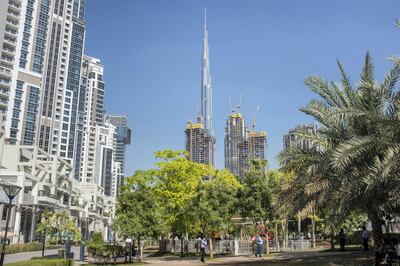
[108,115,131,190]
[224,110,267,178]
[0,0,49,146]
[185,121,215,166]
[185,10,215,166]
[37,0,86,177]
[283,123,319,150]
[224,113,246,176]
[201,9,212,133]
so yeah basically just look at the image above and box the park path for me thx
[4,246,81,265]
[143,250,360,265]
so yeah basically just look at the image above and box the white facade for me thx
[0,1,122,243]
[0,114,113,243]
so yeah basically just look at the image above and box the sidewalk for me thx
[142,250,363,265]
[4,246,81,265]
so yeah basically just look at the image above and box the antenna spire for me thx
[204,8,207,29]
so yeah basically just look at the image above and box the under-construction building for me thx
[283,123,318,150]
[224,113,246,176]
[224,111,267,178]
[185,122,215,166]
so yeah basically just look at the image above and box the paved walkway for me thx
[4,248,370,265]
[143,250,363,265]
[4,246,81,264]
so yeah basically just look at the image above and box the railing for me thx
[159,239,312,255]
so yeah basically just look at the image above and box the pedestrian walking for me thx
[362,226,369,251]
[255,234,264,257]
[200,236,207,262]
[339,228,346,252]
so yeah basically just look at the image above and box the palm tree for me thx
[278,53,400,246]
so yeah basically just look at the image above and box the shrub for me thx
[5,242,61,254]
[6,258,74,266]
[86,232,123,264]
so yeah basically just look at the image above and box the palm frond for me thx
[332,136,376,170]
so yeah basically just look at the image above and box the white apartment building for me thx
[0,0,130,243]
[0,114,114,243]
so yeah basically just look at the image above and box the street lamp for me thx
[0,182,21,266]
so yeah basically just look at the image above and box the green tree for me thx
[192,169,240,258]
[278,53,400,246]
[113,169,165,262]
[237,160,274,254]
[36,210,80,259]
[154,150,208,241]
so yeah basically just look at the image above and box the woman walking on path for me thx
[256,234,264,257]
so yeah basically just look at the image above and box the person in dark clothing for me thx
[339,229,346,252]
[362,226,369,251]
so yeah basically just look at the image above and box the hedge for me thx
[5,242,61,254]
[5,258,74,266]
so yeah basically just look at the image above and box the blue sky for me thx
[84,0,400,176]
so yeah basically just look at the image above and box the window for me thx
[2,205,9,221]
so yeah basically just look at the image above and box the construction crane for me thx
[251,105,261,129]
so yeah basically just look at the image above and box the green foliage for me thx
[5,258,74,266]
[36,210,80,242]
[154,150,209,237]
[237,160,276,226]
[278,53,400,245]
[5,242,61,254]
[193,169,241,236]
[86,232,123,264]
[114,169,166,240]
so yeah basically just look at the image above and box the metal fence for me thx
[159,239,311,256]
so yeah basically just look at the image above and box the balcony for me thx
[3,38,16,48]
[6,19,18,30]
[2,46,15,57]
[7,10,20,21]
[0,98,8,110]
[1,56,14,68]
[8,1,21,12]
[0,79,10,89]
[0,89,10,100]
[0,67,11,78]
[37,195,59,205]
[5,28,17,38]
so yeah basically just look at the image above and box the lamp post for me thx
[0,182,21,266]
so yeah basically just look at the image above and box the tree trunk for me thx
[209,237,213,259]
[180,237,184,257]
[137,237,142,262]
[311,216,316,248]
[330,226,335,250]
[275,223,280,252]
[368,210,384,247]
[41,232,46,258]
[266,229,270,255]
[285,219,289,250]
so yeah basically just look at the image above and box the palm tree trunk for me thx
[330,226,335,250]
[137,237,142,262]
[275,223,280,252]
[311,216,316,248]
[209,237,213,259]
[368,210,383,247]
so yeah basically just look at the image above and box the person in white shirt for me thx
[256,234,264,257]
[362,226,369,251]
[200,236,207,262]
